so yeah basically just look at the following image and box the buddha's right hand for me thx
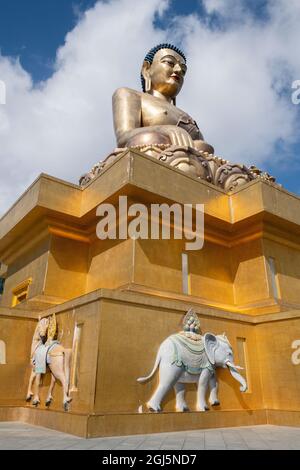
[160,125,195,148]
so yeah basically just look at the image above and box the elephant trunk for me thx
[226,363,247,392]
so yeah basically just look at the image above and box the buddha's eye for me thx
[163,60,175,67]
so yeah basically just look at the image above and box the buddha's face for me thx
[144,48,187,99]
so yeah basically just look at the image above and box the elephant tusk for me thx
[226,361,244,370]
[227,362,248,392]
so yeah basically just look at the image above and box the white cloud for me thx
[0,0,169,214]
[0,0,300,214]
[203,0,245,17]
[178,0,300,162]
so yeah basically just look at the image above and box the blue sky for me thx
[0,0,202,82]
[0,0,300,212]
[0,1,271,83]
[0,0,97,81]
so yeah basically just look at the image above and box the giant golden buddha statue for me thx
[80,44,275,190]
[112,44,213,154]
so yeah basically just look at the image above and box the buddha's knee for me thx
[127,131,171,147]
[193,140,214,155]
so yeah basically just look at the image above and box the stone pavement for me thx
[1,422,300,450]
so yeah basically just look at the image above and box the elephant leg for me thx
[32,373,41,406]
[45,373,56,406]
[147,364,182,412]
[209,373,220,406]
[26,368,36,401]
[197,368,213,411]
[174,382,189,412]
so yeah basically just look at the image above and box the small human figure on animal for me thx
[26,314,72,411]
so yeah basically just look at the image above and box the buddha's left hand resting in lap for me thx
[112,43,214,154]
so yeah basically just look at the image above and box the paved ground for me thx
[1,422,300,450]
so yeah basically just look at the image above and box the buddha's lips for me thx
[171,74,180,82]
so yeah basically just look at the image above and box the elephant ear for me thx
[204,333,218,365]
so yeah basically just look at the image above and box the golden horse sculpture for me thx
[80,43,275,189]
[26,314,72,411]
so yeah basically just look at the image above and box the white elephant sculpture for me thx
[26,315,72,411]
[137,331,247,412]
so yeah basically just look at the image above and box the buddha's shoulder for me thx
[113,87,142,100]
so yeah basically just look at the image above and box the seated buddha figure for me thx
[81,44,264,189]
[112,43,214,154]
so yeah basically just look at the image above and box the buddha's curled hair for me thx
[141,43,186,92]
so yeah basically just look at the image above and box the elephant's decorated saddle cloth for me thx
[33,341,59,374]
[170,333,212,375]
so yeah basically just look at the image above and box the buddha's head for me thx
[141,43,187,103]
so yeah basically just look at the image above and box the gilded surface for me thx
[80,44,275,189]
[1,45,300,437]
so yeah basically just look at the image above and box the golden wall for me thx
[86,238,134,291]
[231,239,269,306]
[94,296,262,414]
[256,317,300,411]
[1,290,300,436]
[1,152,300,435]
[45,235,89,300]
[0,237,50,308]
[263,238,300,304]
[0,314,36,405]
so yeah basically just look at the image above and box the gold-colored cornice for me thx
[1,150,300,262]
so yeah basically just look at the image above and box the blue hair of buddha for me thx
[141,43,186,92]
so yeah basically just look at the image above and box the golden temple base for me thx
[1,150,300,437]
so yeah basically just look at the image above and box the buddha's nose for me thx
[174,63,183,76]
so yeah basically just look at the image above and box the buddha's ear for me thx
[141,60,151,79]
[141,61,152,92]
